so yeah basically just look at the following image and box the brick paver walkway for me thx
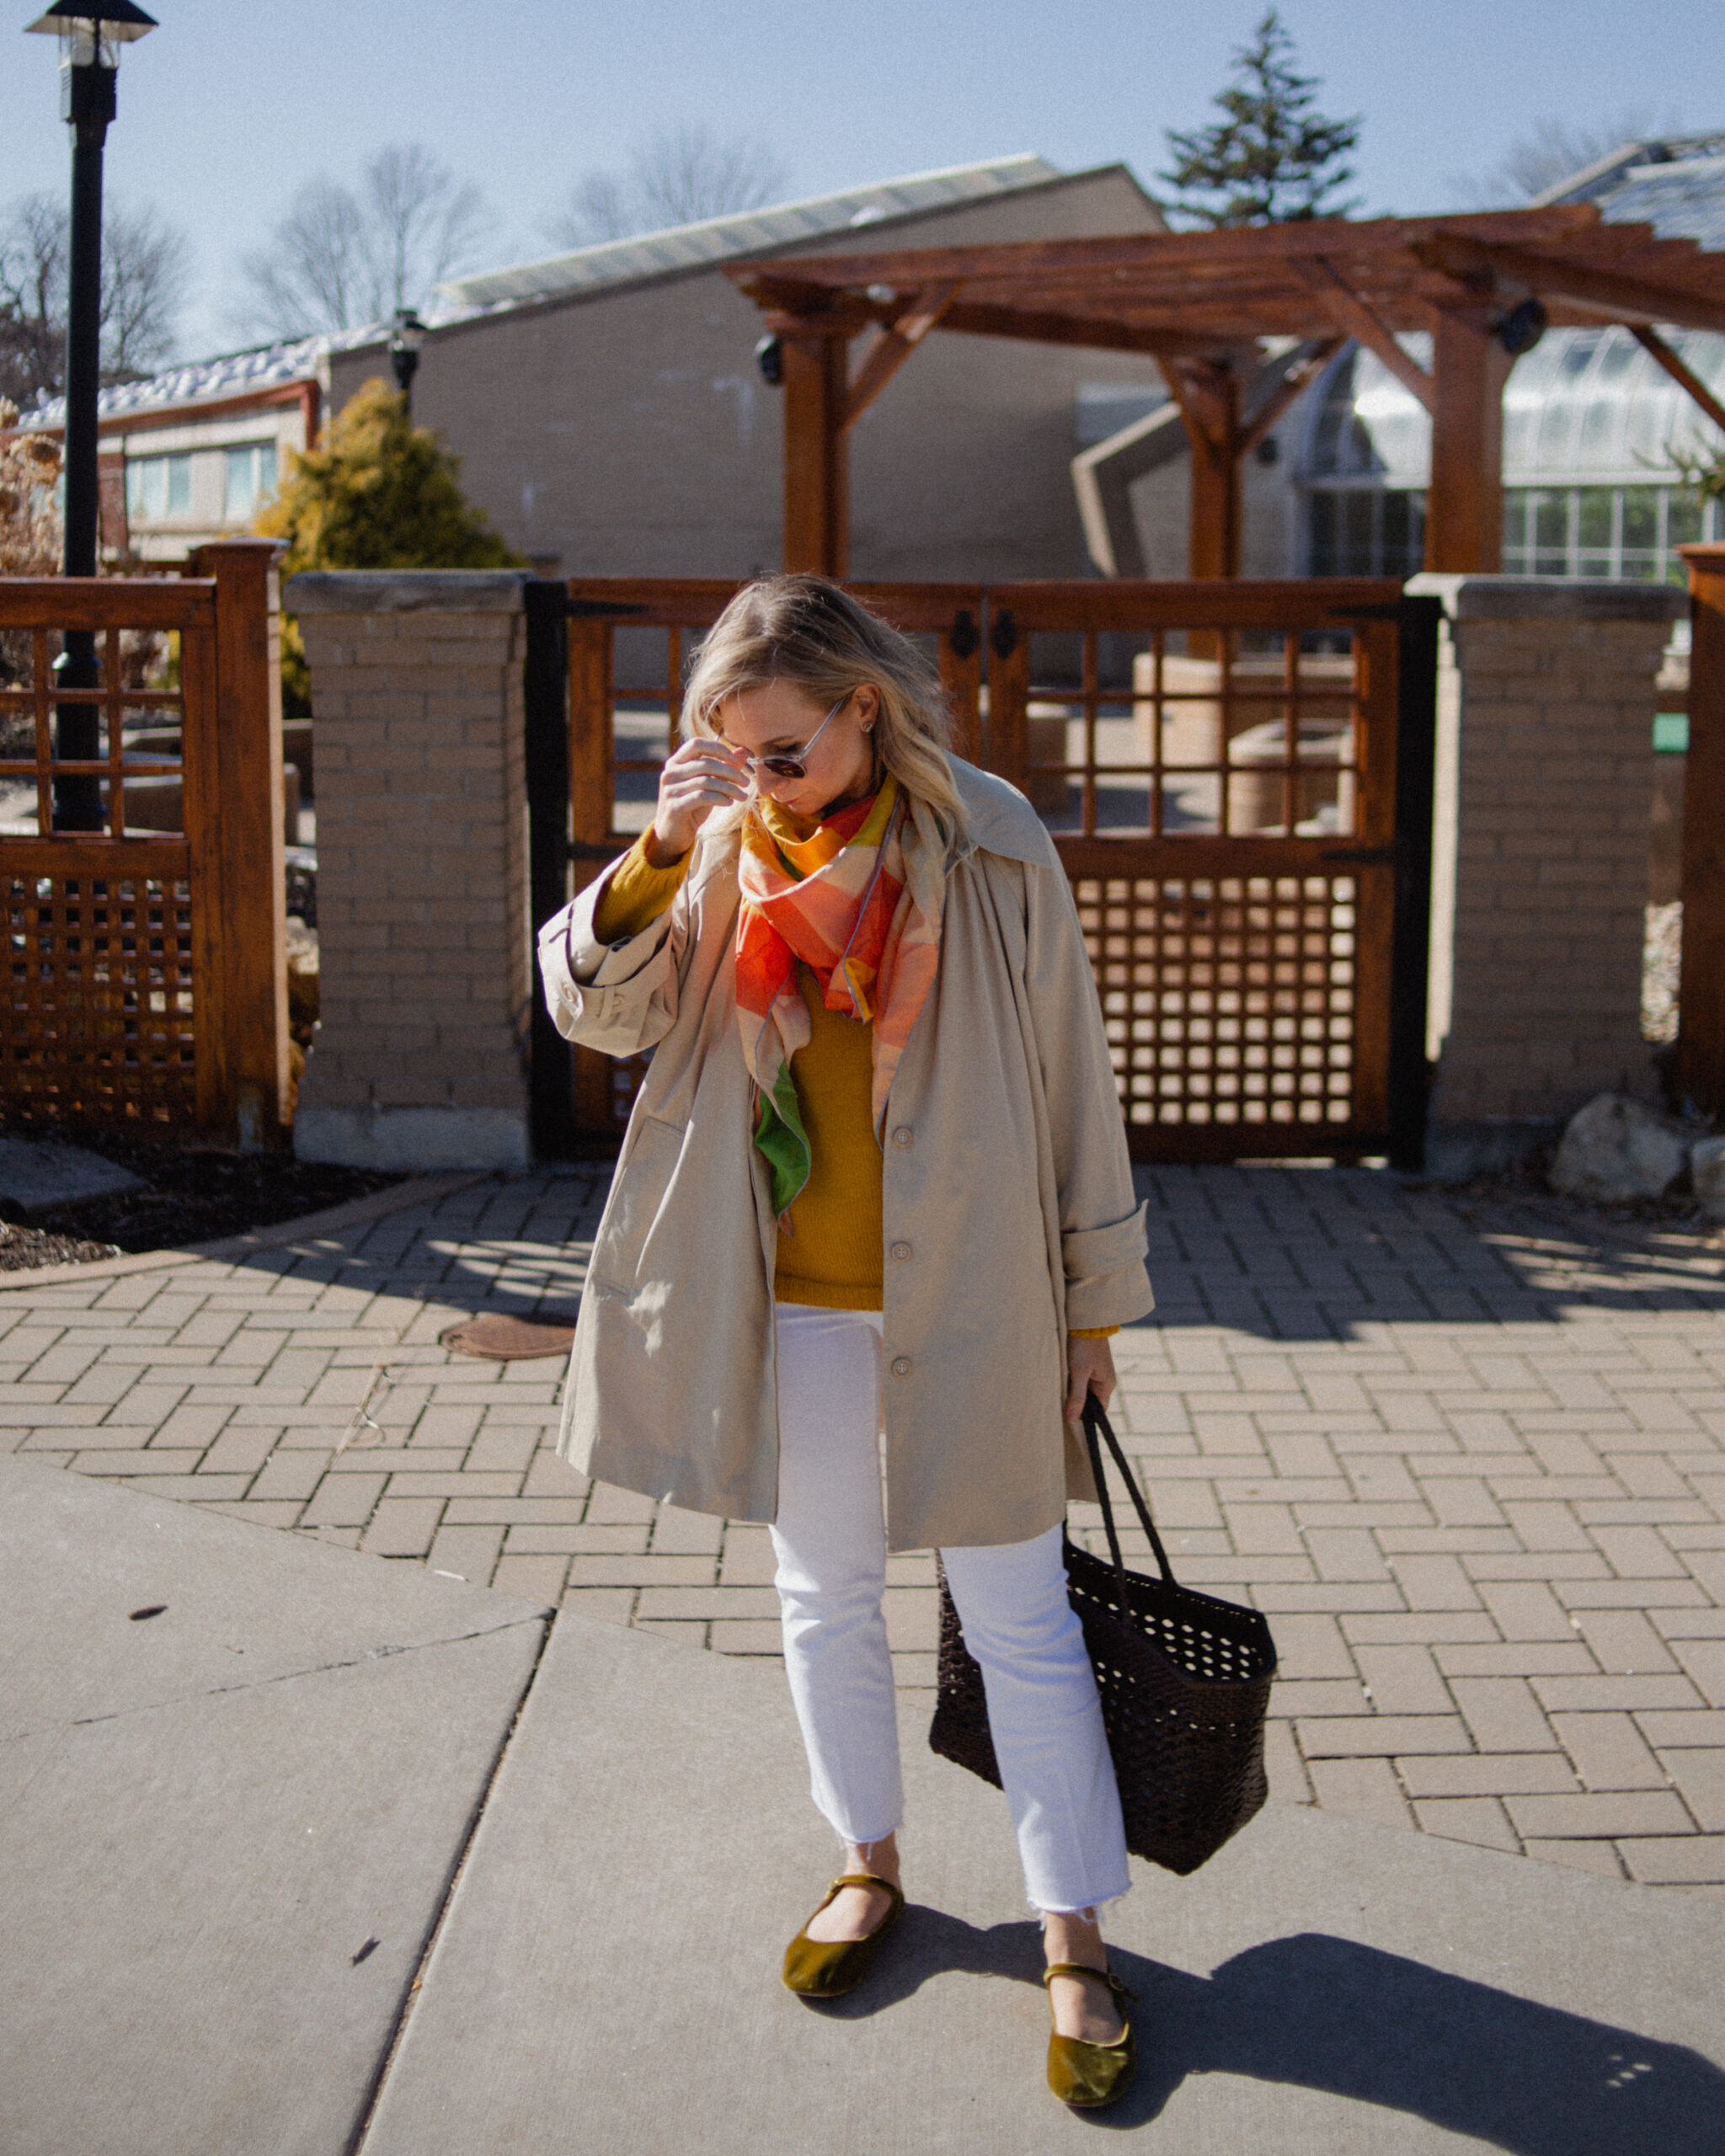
[4,1165,1722,1895]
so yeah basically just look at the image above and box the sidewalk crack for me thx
[15,1614,553,1736]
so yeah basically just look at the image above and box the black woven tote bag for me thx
[930,1395,1277,1877]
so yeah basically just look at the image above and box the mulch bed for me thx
[0,1124,402,1271]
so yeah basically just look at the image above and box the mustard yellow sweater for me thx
[591,826,1113,1335]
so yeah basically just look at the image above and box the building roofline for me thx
[330,161,1161,360]
[433,152,1075,313]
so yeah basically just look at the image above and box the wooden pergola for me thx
[728,205,1725,580]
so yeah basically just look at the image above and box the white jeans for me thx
[769,1301,1130,1914]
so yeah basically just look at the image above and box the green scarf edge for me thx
[753,1061,811,1218]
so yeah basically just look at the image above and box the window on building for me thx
[222,441,280,522]
[1306,488,1426,577]
[124,451,192,522]
[1500,485,1719,583]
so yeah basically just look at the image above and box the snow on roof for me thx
[18,324,384,431]
[434,153,1062,314]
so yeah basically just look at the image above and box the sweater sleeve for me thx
[591,834,692,943]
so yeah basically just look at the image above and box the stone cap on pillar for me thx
[1405,573,1687,624]
[285,570,533,614]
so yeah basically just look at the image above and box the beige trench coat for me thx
[536,756,1153,1553]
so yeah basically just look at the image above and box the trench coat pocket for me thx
[588,1115,686,1293]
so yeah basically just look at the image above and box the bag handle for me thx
[1079,1392,1175,1590]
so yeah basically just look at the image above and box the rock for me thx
[1692,1134,1725,1221]
[1549,1093,1690,1203]
[0,1136,142,1215]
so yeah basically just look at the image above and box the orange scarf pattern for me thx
[734,776,942,1214]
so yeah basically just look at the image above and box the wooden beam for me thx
[192,540,290,1146]
[1160,359,1242,579]
[1413,232,1725,338]
[842,283,959,430]
[736,267,1242,360]
[1237,336,1347,454]
[1299,260,1434,410]
[740,270,879,332]
[1424,310,1511,573]
[1631,324,1725,436]
[725,205,1603,296]
[937,301,1228,360]
[780,328,850,577]
[1677,544,1725,1117]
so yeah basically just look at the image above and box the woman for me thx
[538,577,1153,2110]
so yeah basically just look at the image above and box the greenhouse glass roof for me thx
[1302,136,1725,489]
[1302,323,1725,485]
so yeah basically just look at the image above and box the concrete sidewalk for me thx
[5,1451,1722,2156]
[3,1161,1723,1890]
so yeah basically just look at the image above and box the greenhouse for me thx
[1301,324,1725,582]
[1302,136,1725,583]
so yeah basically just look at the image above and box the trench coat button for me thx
[890,1126,913,1148]
[890,1241,911,1261]
[891,1356,912,1377]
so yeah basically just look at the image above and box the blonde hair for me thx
[682,576,964,830]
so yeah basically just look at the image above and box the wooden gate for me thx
[0,543,289,1143]
[531,577,1436,1165]
[983,580,1437,1163]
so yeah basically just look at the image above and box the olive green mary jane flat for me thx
[1043,1961,1137,2110]
[781,1874,905,1999]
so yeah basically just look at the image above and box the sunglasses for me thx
[728,691,852,781]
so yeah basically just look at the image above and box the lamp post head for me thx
[26,3,156,126]
[25,3,158,63]
[388,308,426,403]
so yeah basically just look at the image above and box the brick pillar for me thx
[286,570,532,1170]
[1407,575,1685,1176]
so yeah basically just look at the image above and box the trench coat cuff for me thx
[1061,1205,1148,1286]
[535,889,675,1038]
[1061,1204,1154,1332]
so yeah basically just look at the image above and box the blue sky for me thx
[7,0,1721,359]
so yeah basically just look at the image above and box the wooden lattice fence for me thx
[0,542,289,1144]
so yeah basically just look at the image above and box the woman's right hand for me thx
[645,738,751,866]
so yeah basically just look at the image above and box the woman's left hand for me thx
[1064,1333,1117,1422]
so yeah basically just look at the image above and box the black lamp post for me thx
[26,1,158,831]
[389,308,426,414]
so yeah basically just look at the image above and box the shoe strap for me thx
[819,1873,904,1913]
[1043,1961,1135,2004]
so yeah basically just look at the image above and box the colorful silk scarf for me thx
[734,775,944,1215]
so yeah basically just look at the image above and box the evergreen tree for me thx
[256,377,521,712]
[1161,10,1360,227]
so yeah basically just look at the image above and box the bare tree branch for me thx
[546,125,788,248]
[0,189,190,404]
[235,143,494,339]
[359,143,490,317]
[1456,107,1684,207]
[100,200,193,378]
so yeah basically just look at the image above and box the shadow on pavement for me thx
[1130,1163,1725,1340]
[822,1913,1725,2152]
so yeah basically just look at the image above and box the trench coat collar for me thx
[943,755,1051,870]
